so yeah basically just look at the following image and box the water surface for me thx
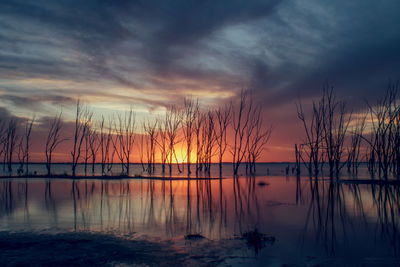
[0,164,399,265]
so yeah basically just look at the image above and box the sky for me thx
[0,0,400,162]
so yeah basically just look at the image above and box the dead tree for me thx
[71,100,93,177]
[4,119,18,174]
[246,106,272,174]
[194,111,205,175]
[87,125,100,175]
[182,97,199,175]
[365,84,399,179]
[215,103,232,176]
[296,95,324,177]
[45,113,64,176]
[156,117,168,174]
[346,114,366,175]
[138,132,146,172]
[99,116,114,175]
[202,110,217,175]
[321,87,352,178]
[165,105,182,175]
[231,90,253,176]
[17,117,34,175]
[113,109,135,175]
[143,119,158,173]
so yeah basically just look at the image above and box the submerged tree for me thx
[215,103,232,176]
[156,116,168,174]
[321,87,352,177]
[346,114,366,175]
[87,124,100,175]
[17,117,35,175]
[365,84,400,179]
[71,100,93,177]
[182,97,199,175]
[165,105,182,175]
[296,95,324,177]
[202,110,217,175]
[143,119,158,173]
[246,106,272,174]
[113,108,135,175]
[99,116,114,175]
[231,90,253,176]
[45,113,65,176]
[4,119,18,173]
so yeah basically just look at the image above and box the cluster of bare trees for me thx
[0,117,35,176]
[140,91,272,177]
[364,84,400,179]
[0,90,272,178]
[296,83,400,180]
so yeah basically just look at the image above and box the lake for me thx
[0,163,399,266]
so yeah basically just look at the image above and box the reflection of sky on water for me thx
[0,168,399,263]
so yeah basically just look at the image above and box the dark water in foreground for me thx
[0,164,399,266]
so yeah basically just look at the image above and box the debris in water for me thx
[257,181,269,187]
[185,234,205,240]
[241,228,275,255]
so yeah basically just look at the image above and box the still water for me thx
[0,164,399,265]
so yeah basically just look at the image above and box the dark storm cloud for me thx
[251,1,400,110]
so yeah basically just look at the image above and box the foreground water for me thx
[0,164,399,266]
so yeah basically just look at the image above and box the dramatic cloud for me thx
[0,0,399,160]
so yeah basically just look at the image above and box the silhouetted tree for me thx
[215,103,232,176]
[182,97,199,176]
[321,87,352,178]
[45,113,64,176]
[231,89,252,176]
[165,105,182,175]
[99,116,113,175]
[113,108,135,175]
[4,119,18,174]
[143,119,158,173]
[297,92,324,177]
[71,100,93,177]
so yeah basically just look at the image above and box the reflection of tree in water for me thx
[300,178,400,256]
[0,181,13,217]
[233,176,261,236]
[45,179,58,227]
[371,184,400,255]
[301,179,364,255]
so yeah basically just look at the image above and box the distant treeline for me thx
[0,90,272,177]
[295,83,400,180]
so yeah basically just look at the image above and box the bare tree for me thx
[182,97,199,175]
[99,116,114,175]
[246,106,272,174]
[156,117,168,174]
[4,119,18,174]
[194,111,205,175]
[45,113,65,176]
[296,95,324,177]
[165,105,182,175]
[215,103,232,176]
[71,100,93,177]
[17,117,35,175]
[113,108,135,175]
[346,114,366,175]
[230,89,253,176]
[364,84,399,179]
[87,125,100,175]
[143,119,158,173]
[321,87,352,178]
[202,110,217,175]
